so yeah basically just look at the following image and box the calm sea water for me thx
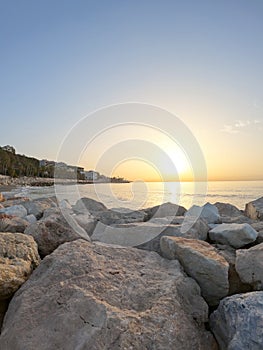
[16,180,263,210]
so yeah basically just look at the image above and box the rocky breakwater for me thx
[0,192,262,349]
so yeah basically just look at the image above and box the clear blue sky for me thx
[1,0,263,180]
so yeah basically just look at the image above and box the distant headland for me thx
[0,145,130,186]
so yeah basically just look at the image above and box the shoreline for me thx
[0,175,130,188]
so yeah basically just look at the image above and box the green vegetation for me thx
[0,146,40,177]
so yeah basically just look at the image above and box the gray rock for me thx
[245,196,263,220]
[92,217,208,253]
[73,197,107,215]
[251,221,263,244]
[0,204,27,218]
[0,215,29,233]
[236,243,263,290]
[0,232,40,300]
[210,291,263,350]
[214,244,252,295]
[97,208,147,225]
[25,214,37,224]
[214,202,243,217]
[185,203,221,224]
[160,236,229,306]
[42,207,62,219]
[0,240,216,350]
[24,213,90,257]
[149,215,185,225]
[145,202,186,219]
[72,213,98,236]
[59,199,72,210]
[209,223,258,248]
[21,197,57,219]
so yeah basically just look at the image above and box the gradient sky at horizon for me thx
[1,0,263,181]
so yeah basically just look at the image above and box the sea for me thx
[11,180,263,211]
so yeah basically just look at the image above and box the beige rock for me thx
[0,193,4,202]
[245,196,263,220]
[24,213,90,257]
[0,240,217,350]
[236,243,263,290]
[0,232,40,300]
[160,236,229,306]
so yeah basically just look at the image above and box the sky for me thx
[0,0,263,181]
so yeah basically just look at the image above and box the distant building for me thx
[84,170,99,181]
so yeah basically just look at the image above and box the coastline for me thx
[0,175,130,189]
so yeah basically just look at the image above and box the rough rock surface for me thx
[209,223,258,248]
[245,196,263,220]
[214,244,252,295]
[24,213,90,257]
[0,197,29,208]
[92,217,208,253]
[25,214,37,224]
[160,236,229,306]
[0,193,3,202]
[236,243,263,290]
[185,203,221,224]
[210,291,263,350]
[21,197,57,219]
[97,208,147,225]
[214,202,243,218]
[214,202,251,224]
[145,202,186,219]
[0,205,27,218]
[0,240,217,350]
[73,197,107,215]
[0,232,40,300]
[0,214,29,233]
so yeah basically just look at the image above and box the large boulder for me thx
[210,292,263,350]
[0,214,29,233]
[73,197,107,215]
[145,202,186,219]
[214,202,251,224]
[21,197,57,219]
[0,232,40,300]
[209,223,258,248]
[214,202,243,217]
[92,217,209,253]
[185,203,221,224]
[0,205,27,218]
[97,208,147,225]
[236,243,263,290]
[24,213,90,257]
[0,240,217,350]
[245,197,263,220]
[160,236,229,306]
